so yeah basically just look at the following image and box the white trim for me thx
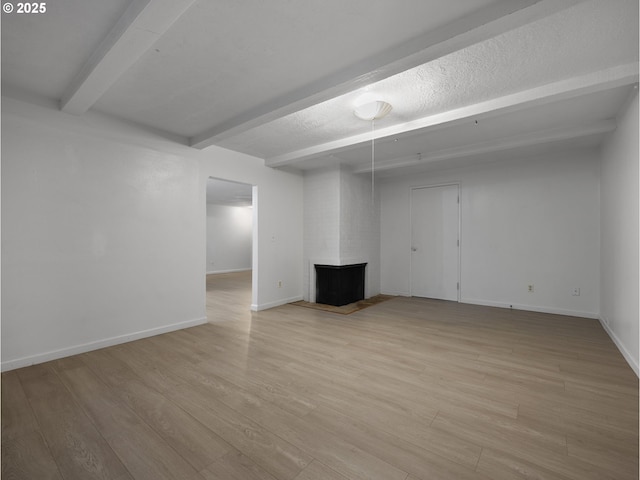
[599,315,640,378]
[462,297,599,319]
[1,316,208,372]
[206,268,252,275]
[381,291,410,297]
[252,296,303,312]
[251,185,259,310]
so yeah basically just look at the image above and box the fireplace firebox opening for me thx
[315,263,366,307]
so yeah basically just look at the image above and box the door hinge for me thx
[457,282,460,290]
[457,239,459,247]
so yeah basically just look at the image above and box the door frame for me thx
[409,182,461,301]
[205,176,257,310]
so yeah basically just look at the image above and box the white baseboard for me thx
[206,268,251,275]
[599,315,639,378]
[1,316,208,372]
[461,298,599,319]
[252,296,303,312]
[379,293,599,318]
[380,290,410,297]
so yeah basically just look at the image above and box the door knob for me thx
[411,247,417,252]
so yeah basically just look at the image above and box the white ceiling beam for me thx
[352,120,616,174]
[60,0,196,115]
[266,63,639,168]
[191,0,587,149]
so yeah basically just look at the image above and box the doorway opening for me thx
[410,183,460,301]
[205,177,256,318]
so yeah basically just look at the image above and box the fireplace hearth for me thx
[315,263,366,307]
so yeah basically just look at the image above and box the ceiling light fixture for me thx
[353,100,393,121]
[353,96,392,203]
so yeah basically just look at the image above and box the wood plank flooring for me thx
[3,270,638,479]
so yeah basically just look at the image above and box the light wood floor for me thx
[3,271,638,479]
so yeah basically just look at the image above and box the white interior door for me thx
[410,185,459,301]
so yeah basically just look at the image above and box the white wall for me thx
[206,204,252,274]
[303,165,379,301]
[380,150,601,318]
[600,90,639,375]
[340,165,380,297]
[1,95,304,370]
[303,166,341,301]
[198,150,303,312]
[304,165,341,262]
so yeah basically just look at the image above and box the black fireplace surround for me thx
[315,263,366,307]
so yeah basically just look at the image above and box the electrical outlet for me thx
[277,281,282,288]
[528,284,534,293]
[572,287,580,296]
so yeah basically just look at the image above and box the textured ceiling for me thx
[92,0,498,137]
[218,0,638,164]
[1,0,130,99]
[279,84,633,174]
[1,0,638,179]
